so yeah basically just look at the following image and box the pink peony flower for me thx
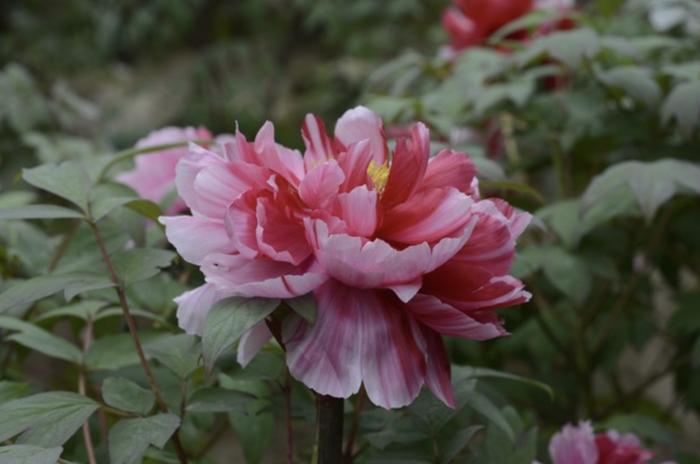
[160,106,531,409]
[117,126,214,213]
[442,0,575,55]
[549,422,655,464]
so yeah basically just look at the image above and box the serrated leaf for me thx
[108,413,180,464]
[203,298,279,370]
[661,80,700,136]
[0,204,83,220]
[286,294,317,323]
[102,378,155,416]
[582,159,700,222]
[0,273,103,314]
[145,334,201,378]
[0,445,63,464]
[0,316,82,363]
[110,248,175,285]
[599,66,661,107]
[186,387,256,413]
[22,161,91,212]
[0,392,98,446]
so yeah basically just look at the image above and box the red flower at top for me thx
[442,0,575,54]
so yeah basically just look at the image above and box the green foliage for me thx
[108,413,180,464]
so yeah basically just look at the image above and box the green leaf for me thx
[536,200,582,249]
[34,300,108,322]
[110,248,175,285]
[102,378,155,416]
[439,425,483,464]
[0,272,112,314]
[461,367,553,399]
[517,28,599,69]
[0,381,29,405]
[489,9,562,43]
[202,297,279,370]
[479,180,544,204]
[599,66,661,107]
[0,445,63,464]
[224,351,285,382]
[0,204,83,220]
[145,334,201,378]
[186,387,256,413]
[582,159,700,222]
[108,413,180,464]
[286,293,317,323]
[0,316,82,363]
[662,80,700,136]
[86,332,161,370]
[464,391,515,441]
[542,246,592,304]
[228,407,274,464]
[22,161,91,212]
[0,392,99,446]
[88,182,162,222]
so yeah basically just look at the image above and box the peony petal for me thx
[298,161,345,209]
[442,8,485,50]
[334,185,378,237]
[422,149,477,194]
[382,123,430,206]
[334,106,387,164]
[237,322,273,367]
[381,187,475,244]
[254,121,305,186]
[201,253,327,299]
[336,139,372,192]
[255,197,313,265]
[549,422,599,464]
[389,279,422,303]
[175,143,214,216]
[414,323,456,408]
[406,294,506,340]
[227,191,261,259]
[286,281,426,408]
[308,219,475,289]
[159,215,236,265]
[302,114,335,170]
[174,283,223,336]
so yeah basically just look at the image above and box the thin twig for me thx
[79,317,97,464]
[89,221,189,464]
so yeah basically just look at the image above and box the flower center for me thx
[366,160,390,193]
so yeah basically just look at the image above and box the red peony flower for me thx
[161,106,530,408]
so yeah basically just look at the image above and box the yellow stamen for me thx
[367,160,390,193]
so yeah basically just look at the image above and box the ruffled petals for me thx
[174,283,223,336]
[335,106,387,165]
[159,215,236,265]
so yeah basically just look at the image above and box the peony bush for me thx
[0,0,698,463]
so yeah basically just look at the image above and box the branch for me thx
[79,317,97,464]
[89,221,189,464]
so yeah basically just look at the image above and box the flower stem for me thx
[317,395,344,464]
[79,317,97,464]
[89,221,189,464]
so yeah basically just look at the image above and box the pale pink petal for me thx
[254,122,305,186]
[334,185,378,237]
[308,219,476,289]
[334,106,387,164]
[201,253,327,299]
[337,139,372,192]
[298,161,345,209]
[256,197,312,265]
[302,114,335,170]
[174,283,223,336]
[382,123,430,206]
[174,143,213,215]
[406,294,506,340]
[159,215,236,265]
[381,188,475,244]
[549,422,599,464]
[388,279,422,303]
[286,281,426,408]
[422,149,477,194]
[237,322,273,367]
[226,191,260,259]
[413,323,456,408]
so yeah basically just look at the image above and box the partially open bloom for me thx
[118,127,213,213]
[442,0,575,55]
[161,106,530,409]
[549,422,655,464]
